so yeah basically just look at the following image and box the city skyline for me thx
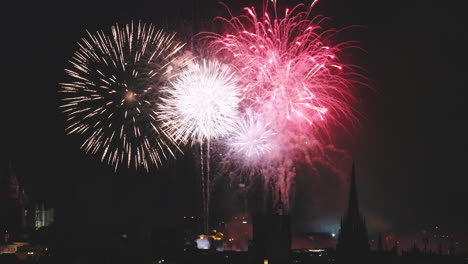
[4,0,467,257]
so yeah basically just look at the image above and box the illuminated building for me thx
[34,203,54,230]
[224,215,252,251]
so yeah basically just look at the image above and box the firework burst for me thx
[157,59,241,145]
[60,21,189,171]
[211,1,357,131]
[208,0,362,211]
[228,109,276,161]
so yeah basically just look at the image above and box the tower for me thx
[336,163,370,262]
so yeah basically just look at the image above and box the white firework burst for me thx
[229,110,276,160]
[60,21,189,171]
[158,59,241,145]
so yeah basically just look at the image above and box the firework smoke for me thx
[60,21,189,171]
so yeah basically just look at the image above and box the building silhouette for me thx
[336,163,370,263]
[250,194,291,264]
[1,161,28,242]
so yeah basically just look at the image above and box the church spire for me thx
[336,161,369,263]
[347,162,359,218]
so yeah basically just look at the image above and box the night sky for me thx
[5,0,468,250]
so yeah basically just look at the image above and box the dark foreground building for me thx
[250,199,292,264]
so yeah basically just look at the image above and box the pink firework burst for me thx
[210,0,359,134]
[209,0,363,211]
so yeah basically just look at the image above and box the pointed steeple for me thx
[347,162,359,217]
[336,161,369,263]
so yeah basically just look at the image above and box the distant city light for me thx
[195,237,211,250]
[308,249,325,253]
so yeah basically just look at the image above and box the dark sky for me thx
[5,0,468,246]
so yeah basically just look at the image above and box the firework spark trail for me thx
[200,142,207,233]
[208,0,361,211]
[157,59,241,233]
[60,21,190,171]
